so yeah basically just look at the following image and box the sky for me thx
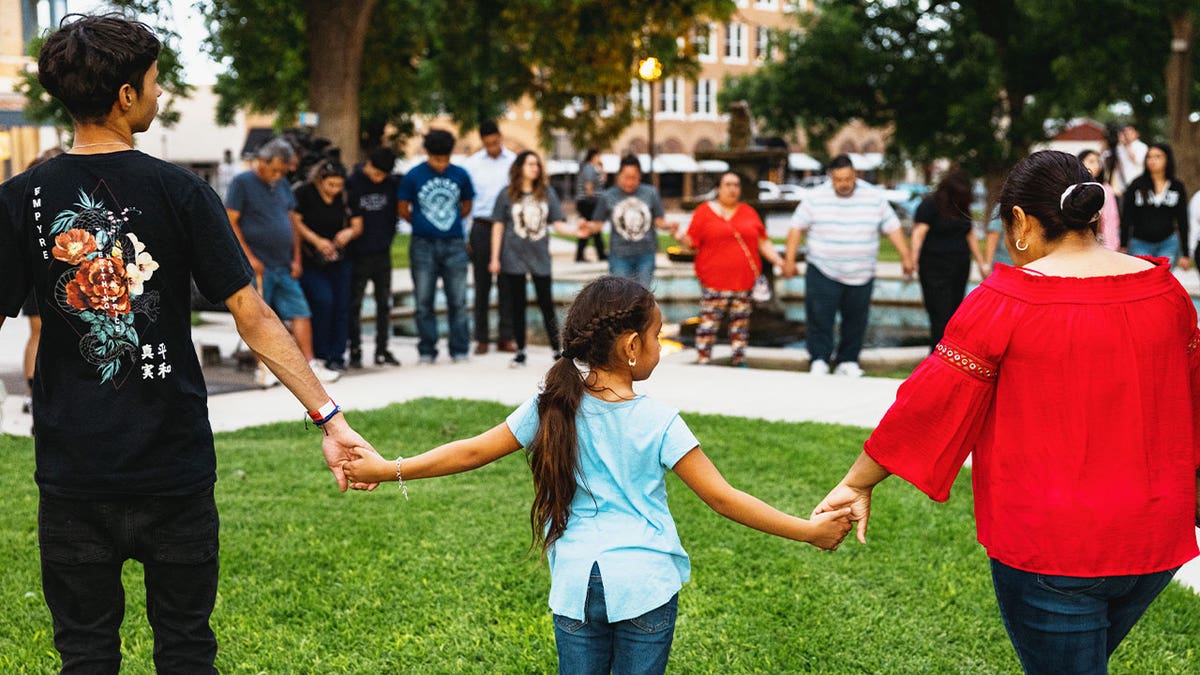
[66,0,221,84]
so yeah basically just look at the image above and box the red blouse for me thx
[866,259,1200,576]
[686,202,766,292]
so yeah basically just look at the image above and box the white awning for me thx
[788,153,821,171]
[848,152,884,171]
[696,159,730,173]
[395,153,470,174]
[546,159,579,175]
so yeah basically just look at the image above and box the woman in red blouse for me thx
[675,172,784,366]
[813,151,1200,674]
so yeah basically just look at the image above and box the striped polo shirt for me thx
[790,181,900,286]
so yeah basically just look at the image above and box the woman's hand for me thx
[343,446,398,485]
[812,483,874,545]
[315,237,338,260]
[333,228,355,249]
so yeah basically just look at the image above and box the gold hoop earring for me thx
[1014,238,1029,252]
[628,358,637,368]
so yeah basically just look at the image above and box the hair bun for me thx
[1060,182,1105,230]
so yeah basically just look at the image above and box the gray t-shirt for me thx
[491,186,564,277]
[576,162,604,200]
[225,170,297,268]
[592,184,664,257]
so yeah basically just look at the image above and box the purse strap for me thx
[711,201,761,276]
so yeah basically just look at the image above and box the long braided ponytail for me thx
[528,276,656,554]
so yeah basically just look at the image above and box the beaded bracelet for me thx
[395,456,409,500]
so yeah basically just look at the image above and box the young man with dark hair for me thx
[398,129,475,364]
[0,14,378,672]
[463,120,517,354]
[346,146,401,367]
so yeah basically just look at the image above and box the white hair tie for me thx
[1059,182,1104,210]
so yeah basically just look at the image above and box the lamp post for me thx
[637,56,663,190]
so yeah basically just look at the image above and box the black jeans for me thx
[39,489,220,674]
[349,250,393,355]
[500,273,560,352]
[574,198,606,261]
[917,250,971,348]
[469,218,513,343]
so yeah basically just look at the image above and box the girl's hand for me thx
[343,446,397,485]
[806,507,854,551]
[812,483,873,545]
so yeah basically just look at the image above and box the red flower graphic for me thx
[65,256,131,317]
[51,229,98,265]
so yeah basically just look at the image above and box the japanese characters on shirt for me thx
[43,182,163,384]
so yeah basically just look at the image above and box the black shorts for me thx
[21,290,38,317]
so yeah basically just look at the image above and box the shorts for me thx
[259,266,312,320]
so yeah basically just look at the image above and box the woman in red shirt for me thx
[675,172,784,366]
[813,151,1200,673]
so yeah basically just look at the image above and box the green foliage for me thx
[1,399,1197,671]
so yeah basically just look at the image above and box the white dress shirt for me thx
[464,146,517,220]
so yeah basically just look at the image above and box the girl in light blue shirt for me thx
[345,275,853,674]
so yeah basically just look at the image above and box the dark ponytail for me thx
[998,150,1103,241]
[528,276,656,555]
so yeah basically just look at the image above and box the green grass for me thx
[2,399,1197,672]
[390,233,411,269]
[878,236,903,262]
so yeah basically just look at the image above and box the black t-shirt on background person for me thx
[0,150,253,498]
[294,181,349,269]
[914,196,971,257]
[345,167,400,256]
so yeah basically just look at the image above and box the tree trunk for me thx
[307,0,378,165]
[1166,12,1200,196]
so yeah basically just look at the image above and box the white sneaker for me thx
[809,359,830,375]
[309,359,342,383]
[254,365,279,388]
[833,361,864,377]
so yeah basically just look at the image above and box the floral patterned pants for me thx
[696,288,752,365]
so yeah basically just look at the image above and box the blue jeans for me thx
[300,260,353,366]
[804,264,874,364]
[553,562,678,675]
[990,559,1179,675]
[609,251,657,289]
[409,236,470,359]
[1128,234,1180,267]
[39,489,220,673]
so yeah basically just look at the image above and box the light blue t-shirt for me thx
[506,393,700,622]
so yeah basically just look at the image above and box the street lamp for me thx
[637,56,663,189]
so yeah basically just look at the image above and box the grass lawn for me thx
[390,233,411,269]
[2,399,1197,672]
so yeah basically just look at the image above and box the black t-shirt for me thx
[0,150,254,498]
[914,196,971,256]
[294,182,349,269]
[345,166,400,256]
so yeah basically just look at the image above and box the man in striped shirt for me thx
[783,155,913,377]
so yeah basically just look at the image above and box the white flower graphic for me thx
[122,233,159,297]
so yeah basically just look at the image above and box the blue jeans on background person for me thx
[553,562,677,675]
[410,235,470,360]
[989,559,1178,675]
[39,489,220,673]
[300,259,352,367]
[1127,233,1180,267]
[804,263,874,365]
[609,251,657,289]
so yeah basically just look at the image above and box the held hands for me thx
[488,259,501,275]
[316,237,339,261]
[812,482,873,545]
[332,228,355,249]
[320,416,380,492]
[1179,257,1194,272]
[343,445,398,486]
[807,507,855,551]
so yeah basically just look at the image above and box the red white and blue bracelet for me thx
[307,399,341,426]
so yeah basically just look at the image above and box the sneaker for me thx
[509,351,527,368]
[254,365,279,388]
[309,359,342,383]
[552,350,563,360]
[451,354,470,364]
[833,361,864,377]
[809,359,830,375]
[374,350,401,366]
[325,360,347,372]
[418,355,436,366]
[21,397,32,414]
[349,350,363,369]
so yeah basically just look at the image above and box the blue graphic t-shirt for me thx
[0,150,254,498]
[397,162,475,239]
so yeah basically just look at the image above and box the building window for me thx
[695,24,717,63]
[630,80,652,113]
[659,77,684,116]
[725,23,747,63]
[756,26,772,61]
[755,0,777,8]
[693,79,717,117]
